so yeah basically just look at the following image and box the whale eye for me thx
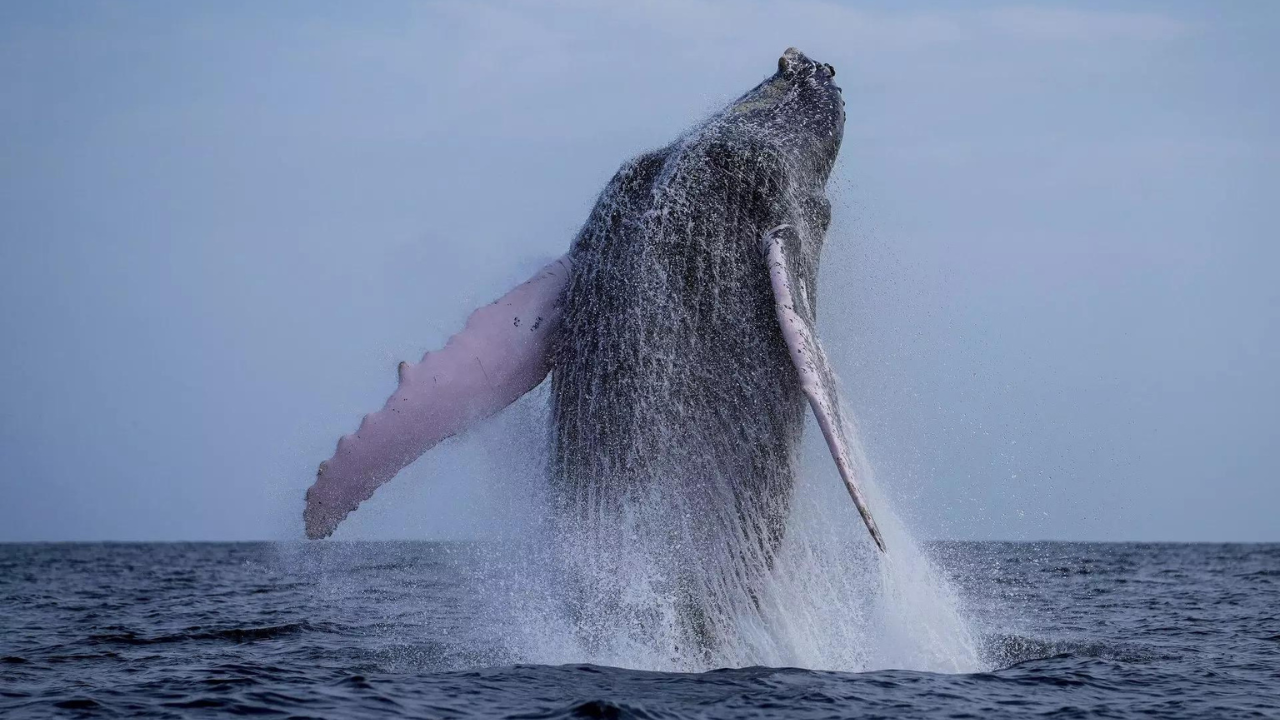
[778,56,790,74]
[824,63,836,77]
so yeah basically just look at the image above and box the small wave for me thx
[983,633,1174,669]
[86,622,317,646]
[163,697,226,710]
[53,697,103,710]
[511,699,659,720]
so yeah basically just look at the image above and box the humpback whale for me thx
[304,50,884,623]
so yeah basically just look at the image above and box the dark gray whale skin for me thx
[549,49,846,565]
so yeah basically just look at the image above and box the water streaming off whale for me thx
[454,339,982,673]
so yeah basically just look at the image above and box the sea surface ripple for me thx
[1,542,1277,718]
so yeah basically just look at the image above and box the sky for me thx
[0,1,1276,542]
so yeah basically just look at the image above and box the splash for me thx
[462,383,983,674]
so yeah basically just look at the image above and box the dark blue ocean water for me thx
[1,542,1277,718]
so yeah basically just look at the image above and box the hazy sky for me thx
[1,2,1276,542]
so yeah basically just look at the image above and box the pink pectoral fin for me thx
[304,257,570,539]
[763,226,886,553]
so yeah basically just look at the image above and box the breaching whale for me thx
[304,49,884,572]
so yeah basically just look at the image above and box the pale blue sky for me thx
[1,2,1276,541]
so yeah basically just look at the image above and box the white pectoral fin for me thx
[304,256,571,539]
[763,225,886,553]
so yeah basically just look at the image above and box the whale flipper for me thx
[304,257,571,539]
[763,226,886,553]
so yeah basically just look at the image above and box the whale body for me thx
[303,50,884,641]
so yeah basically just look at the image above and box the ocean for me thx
[1,542,1277,718]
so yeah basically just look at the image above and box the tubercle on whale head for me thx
[721,47,846,186]
[777,47,836,82]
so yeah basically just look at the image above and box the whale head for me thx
[720,47,846,186]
